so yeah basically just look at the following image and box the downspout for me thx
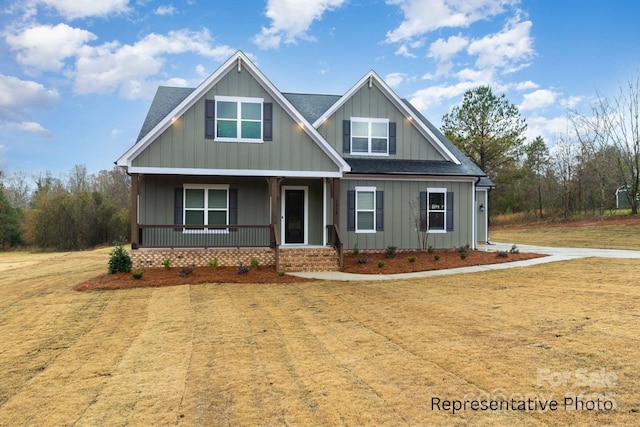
[472,176,480,250]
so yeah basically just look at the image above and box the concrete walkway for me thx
[288,242,640,281]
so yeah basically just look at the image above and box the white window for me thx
[215,96,263,142]
[356,186,376,233]
[351,118,389,155]
[184,184,229,233]
[427,188,446,232]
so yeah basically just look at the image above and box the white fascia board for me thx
[117,51,350,174]
[312,70,461,166]
[126,166,343,178]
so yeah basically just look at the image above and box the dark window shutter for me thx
[419,191,427,231]
[343,120,351,153]
[229,188,238,232]
[174,187,183,231]
[263,103,273,141]
[205,100,215,139]
[446,192,454,231]
[389,122,396,154]
[347,190,355,231]
[376,190,384,231]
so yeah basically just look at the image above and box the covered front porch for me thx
[129,174,344,271]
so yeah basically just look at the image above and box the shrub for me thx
[378,261,385,268]
[278,271,285,276]
[356,256,369,264]
[131,270,143,280]
[434,253,440,262]
[510,244,520,254]
[237,263,250,275]
[427,245,435,254]
[250,257,260,268]
[459,251,468,260]
[408,256,416,263]
[496,250,509,258]
[352,243,360,255]
[208,257,219,268]
[384,245,397,258]
[162,257,172,269]
[107,240,132,274]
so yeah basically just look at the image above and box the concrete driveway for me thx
[289,242,640,281]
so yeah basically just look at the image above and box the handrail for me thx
[327,224,344,268]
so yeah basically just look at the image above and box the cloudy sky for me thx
[2,0,639,176]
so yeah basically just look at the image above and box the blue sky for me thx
[2,0,640,177]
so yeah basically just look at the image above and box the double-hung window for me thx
[351,118,389,155]
[355,186,376,233]
[184,184,229,233]
[215,96,263,142]
[427,188,446,232]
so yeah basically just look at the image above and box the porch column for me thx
[130,173,139,248]
[332,178,340,227]
[268,176,280,271]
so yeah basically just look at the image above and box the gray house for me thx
[116,51,492,271]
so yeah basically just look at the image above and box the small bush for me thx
[356,256,369,264]
[384,245,397,258]
[131,270,143,280]
[510,244,520,254]
[459,251,468,260]
[353,244,360,255]
[208,257,219,268]
[278,271,285,276]
[108,240,132,274]
[427,245,435,254]
[408,256,416,263]
[434,253,440,262]
[178,267,193,277]
[250,257,260,268]
[378,261,385,268]
[162,257,172,269]
[237,263,250,275]
[497,250,509,258]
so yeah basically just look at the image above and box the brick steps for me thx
[279,247,340,272]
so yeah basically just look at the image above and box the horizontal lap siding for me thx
[133,69,339,173]
[340,179,473,251]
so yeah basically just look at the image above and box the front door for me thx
[283,188,306,244]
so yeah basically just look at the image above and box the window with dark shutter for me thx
[347,190,355,231]
[376,190,384,231]
[446,192,454,231]
[389,122,396,154]
[343,120,351,153]
[205,100,215,139]
[263,103,272,141]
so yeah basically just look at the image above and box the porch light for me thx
[479,204,484,212]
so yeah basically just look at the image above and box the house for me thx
[116,51,492,271]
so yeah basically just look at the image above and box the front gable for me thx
[118,51,349,177]
[314,72,460,165]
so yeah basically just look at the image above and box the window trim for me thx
[350,117,389,156]
[183,184,230,234]
[355,186,377,233]
[427,187,447,233]
[214,95,264,143]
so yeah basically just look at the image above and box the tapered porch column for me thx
[332,177,340,227]
[130,173,139,248]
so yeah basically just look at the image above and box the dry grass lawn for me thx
[1,248,639,425]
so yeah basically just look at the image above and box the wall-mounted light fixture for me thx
[479,204,484,212]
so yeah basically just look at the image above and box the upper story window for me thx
[207,96,264,142]
[351,118,389,155]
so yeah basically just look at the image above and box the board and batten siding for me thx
[133,67,339,174]
[316,82,446,161]
[339,179,474,250]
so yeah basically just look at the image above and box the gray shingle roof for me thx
[282,93,341,124]
[137,86,194,142]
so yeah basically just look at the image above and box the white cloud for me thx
[515,80,539,91]
[385,72,406,88]
[0,75,57,136]
[195,64,207,77]
[467,18,534,72]
[560,95,584,109]
[2,121,53,137]
[253,0,347,49]
[35,0,130,19]
[6,23,97,72]
[395,44,416,58]
[409,81,477,111]
[525,115,571,142]
[385,0,518,43]
[74,29,235,98]
[155,5,177,16]
[428,34,469,62]
[519,89,558,111]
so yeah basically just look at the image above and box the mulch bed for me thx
[76,249,545,291]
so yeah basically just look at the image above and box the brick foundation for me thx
[130,248,276,269]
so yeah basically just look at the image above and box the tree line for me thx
[0,165,130,250]
[442,79,640,219]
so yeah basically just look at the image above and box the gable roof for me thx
[282,93,341,124]
[117,51,350,173]
[312,70,461,165]
[136,86,194,142]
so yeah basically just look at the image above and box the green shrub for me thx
[237,263,250,275]
[384,245,397,258]
[162,257,172,269]
[356,256,369,264]
[250,257,260,268]
[352,244,360,255]
[434,253,440,261]
[131,270,143,280]
[107,240,132,274]
[459,251,468,260]
[278,271,285,276]
[208,257,219,268]
[427,245,435,254]
[377,261,385,268]
[408,256,416,263]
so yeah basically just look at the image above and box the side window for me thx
[183,184,230,232]
[355,186,376,233]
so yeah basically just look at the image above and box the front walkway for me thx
[288,242,640,281]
